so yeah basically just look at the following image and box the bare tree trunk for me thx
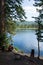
[38,40,40,59]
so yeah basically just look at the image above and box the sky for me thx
[22,0,39,21]
[22,0,43,50]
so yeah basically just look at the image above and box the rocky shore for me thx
[0,51,43,65]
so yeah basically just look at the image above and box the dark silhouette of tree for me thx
[33,0,43,59]
[0,0,26,47]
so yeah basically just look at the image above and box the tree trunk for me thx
[1,0,5,32]
[0,0,5,47]
[38,40,40,59]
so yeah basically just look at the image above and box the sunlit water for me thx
[12,30,43,56]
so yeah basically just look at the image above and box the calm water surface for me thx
[13,30,43,56]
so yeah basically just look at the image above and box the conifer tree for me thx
[33,0,43,58]
[0,0,26,47]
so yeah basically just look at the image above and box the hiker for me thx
[30,49,34,57]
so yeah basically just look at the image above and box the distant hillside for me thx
[15,21,38,29]
[16,21,37,25]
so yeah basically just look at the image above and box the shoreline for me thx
[17,28,37,30]
[12,49,43,59]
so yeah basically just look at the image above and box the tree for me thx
[0,0,26,47]
[33,0,43,59]
[1,0,26,33]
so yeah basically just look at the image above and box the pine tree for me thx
[0,0,26,48]
[33,0,43,58]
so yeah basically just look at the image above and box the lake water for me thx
[13,29,43,56]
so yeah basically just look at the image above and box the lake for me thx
[13,29,43,56]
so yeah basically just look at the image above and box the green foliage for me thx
[0,0,26,47]
[0,32,9,46]
[1,0,26,34]
[5,20,17,34]
[2,0,26,34]
[5,0,26,22]
[14,47,24,53]
[34,0,43,42]
[33,0,43,58]
[14,47,19,51]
